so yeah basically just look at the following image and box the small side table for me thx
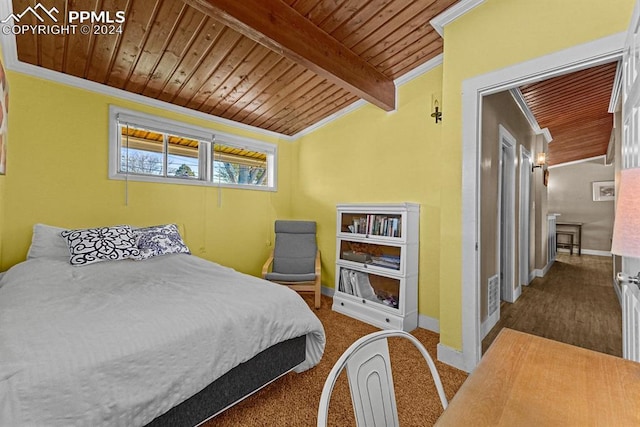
[556,232,574,255]
[556,222,582,255]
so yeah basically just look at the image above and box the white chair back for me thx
[317,330,448,427]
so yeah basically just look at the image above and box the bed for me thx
[0,224,326,426]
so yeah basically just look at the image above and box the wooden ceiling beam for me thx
[183,0,396,111]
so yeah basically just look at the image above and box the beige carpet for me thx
[205,295,468,426]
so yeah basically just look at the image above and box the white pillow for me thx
[27,224,70,260]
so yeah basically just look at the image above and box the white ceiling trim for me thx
[7,59,292,140]
[430,0,486,37]
[0,2,287,142]
[394,53,443,86]
[508,88,553,143]
[0,0,444,143]
[289,54,444,140]
[548,154,608,168]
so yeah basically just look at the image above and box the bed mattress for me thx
[0,254,325,426]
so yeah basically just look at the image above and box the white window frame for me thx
[108,105,278,191]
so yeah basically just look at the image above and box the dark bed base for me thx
[145,335,307,427]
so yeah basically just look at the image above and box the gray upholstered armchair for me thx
[262,220,321,309]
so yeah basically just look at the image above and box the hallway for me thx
[482,253,622,356]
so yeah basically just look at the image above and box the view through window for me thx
[111,107,277,190]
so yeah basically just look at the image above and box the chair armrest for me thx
[315,250,321,276]
[262,250,275,279]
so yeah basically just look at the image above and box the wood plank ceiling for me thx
[519,62,618,166]
[12,0,459,136]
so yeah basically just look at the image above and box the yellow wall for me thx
[0,46,5,265]
[438,0,635,348]
[292,65,444,320]
[2,72,293,273]
[1,0,634,353]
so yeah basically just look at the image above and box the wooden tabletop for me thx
[435,329,640,426]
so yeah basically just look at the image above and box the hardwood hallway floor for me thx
[482,253,622,356]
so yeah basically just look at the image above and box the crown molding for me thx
[394,53,443,86]
[548,154,607,168]
[283,99,366,141]
[0,24,287,142]
[0,0,443,143]
[430,0,485,37]
[288,54,444,140]
[509,88,553,144]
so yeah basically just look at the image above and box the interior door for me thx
[499,125,516,303]
[621,0,640,361]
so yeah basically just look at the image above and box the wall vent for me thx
[488,274,500,316]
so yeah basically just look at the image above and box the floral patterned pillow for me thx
[61,225,140,266]
[134,224,190,260]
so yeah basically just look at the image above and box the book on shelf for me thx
[342,250,371,263]
[340,268,353,295]
[338,267,399,308]
[339,268,377,301]
[351,270,377,301]
[370,255,401,270]
[348,215,401,237]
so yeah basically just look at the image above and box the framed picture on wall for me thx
[592,181,615,201]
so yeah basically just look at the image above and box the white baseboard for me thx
[556,248,611,257]
[534,258,555,277]
[327,291,463,370]
[513,283,522,301]
[437,343,468,372]
[582,249,612,256]
[481,309,499,339]
[418,314,440,333]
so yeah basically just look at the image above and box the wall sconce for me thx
[611,168,640,286]
[532,152,546,172]
[431,96,442,124]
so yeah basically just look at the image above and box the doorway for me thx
[457,34,624,372]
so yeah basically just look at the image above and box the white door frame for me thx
[519,146,532,291]
[498,125,517,304]
[456,33,624,372]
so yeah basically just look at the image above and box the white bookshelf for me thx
[332,203,419,331]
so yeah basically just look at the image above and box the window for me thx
[213,143,268,186]
[110,106,277,190]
